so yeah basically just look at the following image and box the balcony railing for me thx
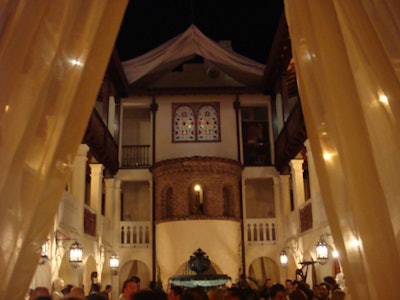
[246,218,277,245]
[121,145,150,168]
[58,191,79,232]
[120,221,151,247]
[84,205,97,238]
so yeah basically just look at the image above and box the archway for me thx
[83,255,97,294]
[119,260,150,292]
[248,257,279,287]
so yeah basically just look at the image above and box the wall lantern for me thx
[109,253,120,274]
[280,250,289,267]
[316,237,328,262]
[69,241,83,268]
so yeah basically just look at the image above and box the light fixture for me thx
[56,233,83,268]
[279,239,300,268]
[109,253,119,275]
[69,241,83,268]
[316,237,328,263]
[280,250,288,267]
[39,240,50,265]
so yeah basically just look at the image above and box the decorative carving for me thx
[188,248,211,275]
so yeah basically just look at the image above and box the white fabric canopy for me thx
[122,24,266,87]
[285,0,400,299]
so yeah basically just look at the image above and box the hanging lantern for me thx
[316,238,328,262]
[280,249,288,267]
[110,253,119,270]
[69,241,83,268]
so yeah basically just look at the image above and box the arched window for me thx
[172,102,220,142]
[223,186,234,217]
[166,187,173,218]
[174,105,195,141]
[197,105,219,141]
[189,183,203,214]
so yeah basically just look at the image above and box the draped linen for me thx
[122,24,266,88]
[0,1,127,299]
[284,1,400,299]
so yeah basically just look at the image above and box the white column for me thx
[304,140,320,198]
[90,164,104,237]
[71,144,89,235]
[113,179,122,247]
[104,178,115,220]
[89,164,104,213]
[290,159,305,208]
[71,144,89,203]
[279,174,291,217]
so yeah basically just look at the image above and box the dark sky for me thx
[115,0,284,64]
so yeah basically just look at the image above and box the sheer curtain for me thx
[0,1,127,299]
[284,1,400,299]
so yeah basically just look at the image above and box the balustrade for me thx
[120,221,151,247]
[58,191,80,231]
[246,218,276,245]
[121,145,150,168]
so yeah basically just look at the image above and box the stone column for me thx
[90,164,104,235]
[290,159,305,208]
[71,144,89,235]
[279,174,291,217]
[113,179,122,247]
[304,140,320,198]
[104,178,115,220]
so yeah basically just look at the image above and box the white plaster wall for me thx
[155,94,238,161]
[156,220,241,286]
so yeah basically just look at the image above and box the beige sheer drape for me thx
[284,1,400,299]
[0,1,127,299]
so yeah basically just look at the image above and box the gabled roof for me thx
[122,25,266,88]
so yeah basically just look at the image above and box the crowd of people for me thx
[27,274,345,300]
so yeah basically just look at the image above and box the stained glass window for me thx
[197,105,219,141]
[172,102,220,142]
[174,105,195,141]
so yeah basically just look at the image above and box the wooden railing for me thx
[121,145,150,168]
[120,221,151,247]
[246,218,277,245]
[84,205,97,237]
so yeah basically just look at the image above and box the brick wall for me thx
[152,156,243,221]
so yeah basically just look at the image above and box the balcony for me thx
[83,108,119,175]
[121,145,150,168]
[58,191,80,232]
[120,221,151,248]
[245,218,277,245]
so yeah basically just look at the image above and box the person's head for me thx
[69,287,85,299]
[168,286,183,300]
[312,285,320,298]
[181,287,208,300]
[270,284,286,300]
[288,289,307,300]
[323,276,338,289]
[207,287,228,300]
[104,284,112,292]
[29,287,50,300]
[132,290,167,300]
[122,278,141,297]
[285,279,294,294]
[265,278,273,289]
[319,283,330,300]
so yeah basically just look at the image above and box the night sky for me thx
[115,0,284,64]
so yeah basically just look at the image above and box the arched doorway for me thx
[119,260,150,292]
[83,255,97,294]
[248,257,279,287]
